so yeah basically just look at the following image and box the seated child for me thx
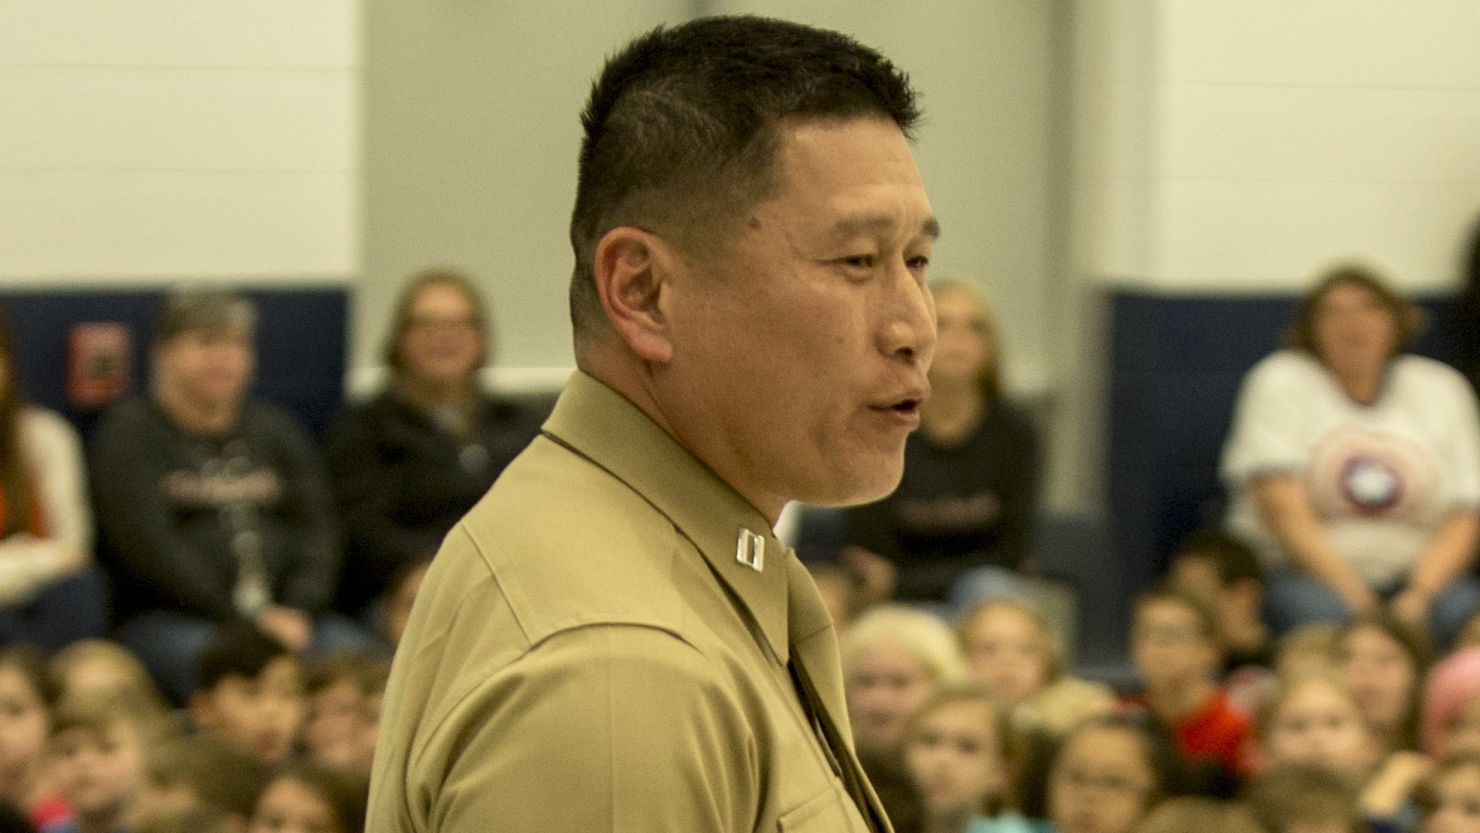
[136,735,270,828]
[956,599,1113,737]
[1242,762,1362,833]
[1046,714,1180,833]
[1135,797,1263,833]
[0,648,65,829]
[1335,615,1431,754]
[1422,649,1480,760]
[1168,530,1278,715]
[303,652,389,775]
[188,625,305,766]
[1415,753,1480,833]
[133,806,235,833]
[1124,587,1253,793]
[1274,623,1341,681]
[247,763,367,833]
[1167,529,1273,671]
[1257,673,1430,833]
[49,642,165,711]
[901,685,1038,833]
[842,605,967,760]
[44,694,175,833]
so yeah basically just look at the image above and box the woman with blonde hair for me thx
[844,279,1041,608]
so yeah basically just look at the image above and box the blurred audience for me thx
[957,599,1112,738]
[187,624,304,767]
[1124,587,1253,795]
[247,763,366,833]
[302,651,387,775]
[1046,715,1179,833]
[1255,672,1429,832]
[1242,762,1363,833]
[90,288,362,703]
[843,280,1040,608]
[843,605,967,760]
[1422,649,1480,760]
[902,685,1034,833]
[1222,264,1480,647]
[0,648,64,829]
[1167,529,1273,673]
[44,694,175,833]
[48,641,165,712]
[1134,797,1263,833]
[0,308,106,653]
[324,269,543,621]
[137,734,269,830]
[1416,753,1480,833]
[1336,614,1432,754]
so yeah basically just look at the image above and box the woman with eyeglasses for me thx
[324,269,544,622]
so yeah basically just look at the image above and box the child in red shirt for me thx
[1124,586,1254,794]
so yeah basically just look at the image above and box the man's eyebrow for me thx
[830,214,942,240]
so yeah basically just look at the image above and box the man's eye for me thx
[906,255,930,270]
[840,255,875,270]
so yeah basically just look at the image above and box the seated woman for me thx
[0,307,106,652]
[325,269,544,618]
[843,279,1041,607]
[1221,263,1480,646]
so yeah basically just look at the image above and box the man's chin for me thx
[802,469,904,508]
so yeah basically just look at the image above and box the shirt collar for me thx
[541,371,792,663]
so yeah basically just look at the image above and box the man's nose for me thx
[877,264,935,364]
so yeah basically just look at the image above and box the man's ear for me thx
[593,227,677,364]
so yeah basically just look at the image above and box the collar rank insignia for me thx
[736,528,766,572]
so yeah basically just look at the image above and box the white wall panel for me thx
[0,1,356,68]
[1163,0,1480,89]
[1162,85,1480,185]
[2,171,355,281]
[0,68,354,171]
[1154,179,1480,289]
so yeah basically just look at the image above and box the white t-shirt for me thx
[0,406,92,604]
[1222,350,1480,587]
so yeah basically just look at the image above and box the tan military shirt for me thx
[367,372,888,832]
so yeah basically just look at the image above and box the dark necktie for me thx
[785,554,891,833]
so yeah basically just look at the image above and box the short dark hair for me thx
[196,624,293,692]
[1284,262,1423,359]
[154,286,257,345]
[1134,584,1222,646]
[261,763,368,833]
[1172,529,1264,588]
[568,15,922,340]
[147,735,272,818]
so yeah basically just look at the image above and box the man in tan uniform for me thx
[368,15,938,832]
